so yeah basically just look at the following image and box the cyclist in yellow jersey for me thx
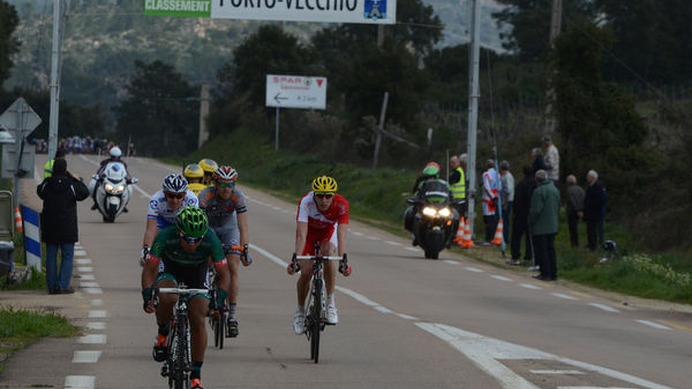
[184,163,207,196]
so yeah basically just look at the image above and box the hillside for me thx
[5,0,508,110]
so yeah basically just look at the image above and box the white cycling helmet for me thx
[110,146,122,158]
[162,174,188,193]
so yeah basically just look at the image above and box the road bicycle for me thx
[292,245,347,363]
[207,244,250,349]
[154,285,209,389]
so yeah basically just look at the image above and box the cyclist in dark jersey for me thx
[141,206,229,389]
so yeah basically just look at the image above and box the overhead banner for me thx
[144,0,396,24]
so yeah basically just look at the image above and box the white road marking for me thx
[80,282,100,288]
[335,286,379,307]
[557,387,636,389]
[77,334,107,344]
[79,274,95,281]
[636,320,671,330]
[72,351,101,363]
[64,375,96,388]
[86,322,106,330]
[491,275,513,282]
[77,266,93,273]
[352,231,364,237]
[405,247,419,252]
[416,323,673,389]
[76,258,92,265]
[396,313,419,320]
[74,250,87,256]
[531,370,584,375]
[519,283,542,290]
[375,306,394,314]
[366,236,379,241]
[90,299,103,307]
[588,303,621,313]
[465,266,485,273]
[443,260,459,265]
[384,240,400,246]
[552,293,579,300]
[83,288,103,294]
[88,310,107,318]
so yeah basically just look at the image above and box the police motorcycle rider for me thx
[89,146,133,212]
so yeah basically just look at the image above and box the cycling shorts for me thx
[302,228,338,255]
[210,224,241,255]
[157,259,211,293]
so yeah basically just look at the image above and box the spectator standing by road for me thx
[531,148,547,174]
[448,155,466,217]
[499,160,514,246]
[543,135,560,182]
[37,158,90,294]
[481,159,501,244]
[565,174,585,248]
[583,170,607,251]
[529,170,560,281]
[509,165,534,265]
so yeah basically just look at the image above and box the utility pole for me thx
[197,83,210,148]
[543,0,563,136]
[465,0,482,239]
[48,0,65,160]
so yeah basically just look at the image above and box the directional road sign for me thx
[265,75,327,110]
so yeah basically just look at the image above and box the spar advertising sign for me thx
[144,0,396,24]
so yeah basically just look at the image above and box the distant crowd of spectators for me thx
[31,136,136,157]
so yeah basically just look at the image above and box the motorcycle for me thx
[405,179,463,259]
[89,161,137,223]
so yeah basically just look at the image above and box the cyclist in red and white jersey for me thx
[287,175,351,335]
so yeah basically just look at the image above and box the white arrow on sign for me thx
[0,97,42,134]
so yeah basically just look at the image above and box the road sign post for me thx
[265,75,327,150]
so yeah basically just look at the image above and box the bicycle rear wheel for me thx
[215,310,225,349]
[310,278,323,363]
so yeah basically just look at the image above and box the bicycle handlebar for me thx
[157,287,209,296]
[295,255,344,261]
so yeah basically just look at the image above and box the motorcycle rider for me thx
[405,163,453,245]
[141,174,198,266]
[89,146,131,211]
[184,163,207,196]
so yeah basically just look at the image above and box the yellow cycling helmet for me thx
[311,176,338,194]
[198,158,218,173]
[183,163,204,179]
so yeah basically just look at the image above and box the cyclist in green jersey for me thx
[141,206,230,389]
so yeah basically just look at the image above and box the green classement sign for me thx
[144,0,212,17]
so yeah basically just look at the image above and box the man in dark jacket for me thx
[509,165,535,265]
[37,158,89,294]
[529,169,560,281]
[583,169,606,251]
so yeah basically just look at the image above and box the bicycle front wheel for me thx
[216,310,225,349]
[172,319,190,389]
[310,278,323,363]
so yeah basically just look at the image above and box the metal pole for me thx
[12,101,26,210]
[465,0,482,240]
[371,92,389,170]
[197,83,210,148]
[543,0,562,136]
[275,107,280,151]
[48,0,63,160]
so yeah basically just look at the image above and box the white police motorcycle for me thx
[89,161,137,223]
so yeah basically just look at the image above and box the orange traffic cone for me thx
[459,218,474,248]
[491,219,504,245]
[14,207,23,234]
[453,217,465,243]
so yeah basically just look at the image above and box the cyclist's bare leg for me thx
[296,260,314,307]
[322,241,337,295]
[154,279,177,328]
[189,297,208,362]
[226,254,241,307]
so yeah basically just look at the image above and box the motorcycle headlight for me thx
[422,207,437,217]
[104,183,125,194]
[438,207,452,218]
[104,182,114,191]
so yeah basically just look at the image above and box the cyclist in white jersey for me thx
[140,174,198,265]
[198,166,252,337]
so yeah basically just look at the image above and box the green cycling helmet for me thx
[422,165,440,178]
[175,206,208,238]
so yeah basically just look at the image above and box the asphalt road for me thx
[1,154,691,389]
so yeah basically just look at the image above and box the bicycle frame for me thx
[156,286,208,389]
[295,245,342,364]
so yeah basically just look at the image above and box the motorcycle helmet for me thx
[183,163,204,179]
[175,206,208,238]
[198,158,218,173]
[311,176,338,194]
[162,174,188,193]
[422,164,440,178]
[212,166,238,181]
[110,146,122,158]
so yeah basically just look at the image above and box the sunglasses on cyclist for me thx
[165,192,185,200]
[216,182,235,188]
[180,234,203,243]
[314,193,334,199]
